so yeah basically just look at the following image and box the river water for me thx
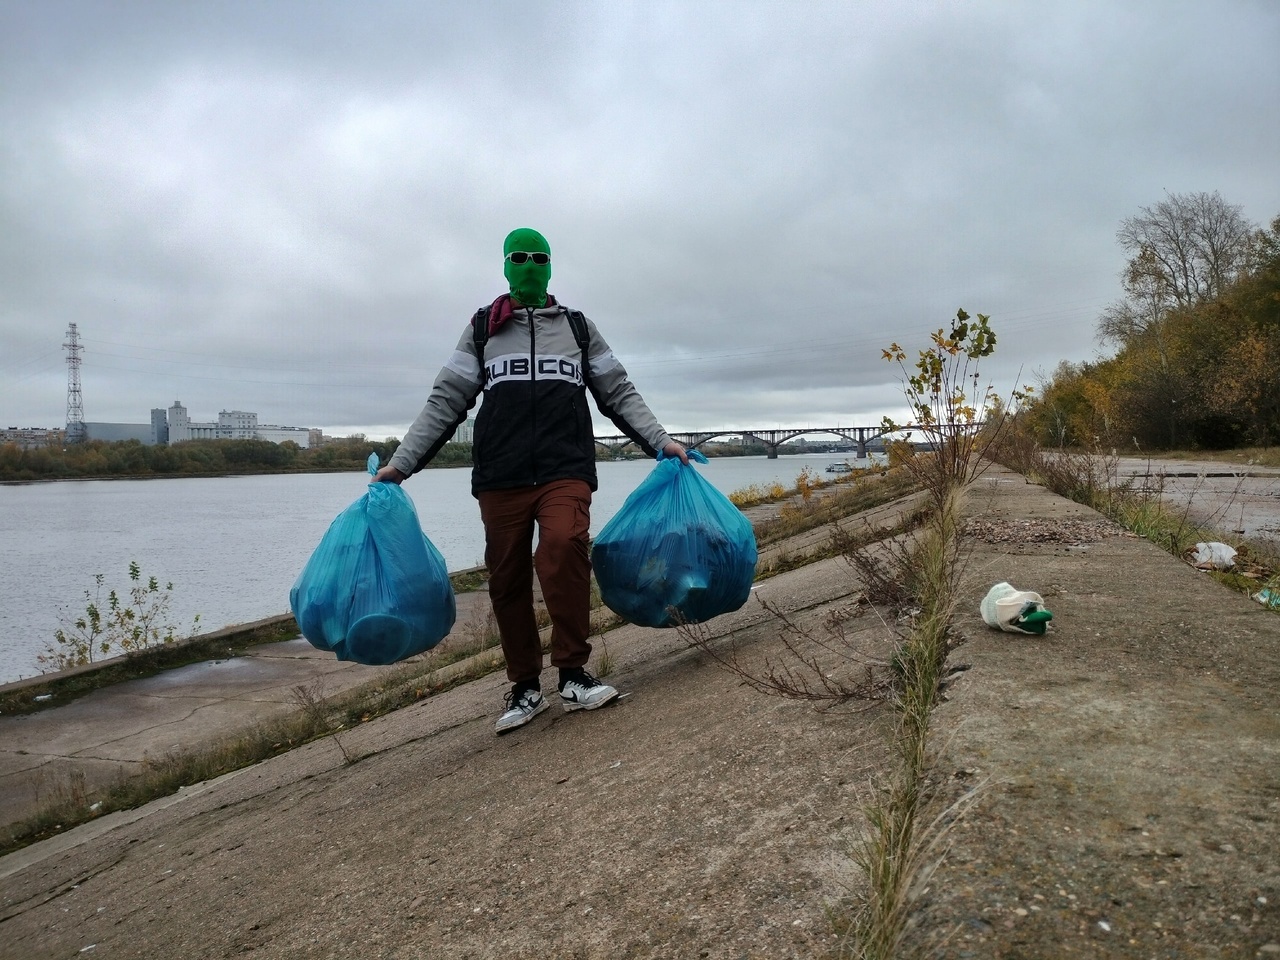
[0,453,871,684]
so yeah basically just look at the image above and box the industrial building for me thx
[162,401,312,448]
[3,326,317,450]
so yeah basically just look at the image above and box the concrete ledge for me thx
[1,563,495,705]
[0,614,300,700]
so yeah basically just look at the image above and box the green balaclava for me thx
[503,227,552,307]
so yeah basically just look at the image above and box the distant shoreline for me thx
[0,465,372,486]
[0,449,860,485]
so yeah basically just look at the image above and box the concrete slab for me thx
[0,693,223,756]
[240,640,355,660]
[129,651,375,700]
[0,639,414,833]
[1,464,1277,956]
[1113,456,1280,543]
[78,700,298,762]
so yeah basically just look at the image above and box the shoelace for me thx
[505,688,539,710]
[561,671,600,691]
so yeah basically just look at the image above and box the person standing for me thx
[375,228,687,733]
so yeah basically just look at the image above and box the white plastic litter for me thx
[980,582,1049,634]
[1190,541,1237,570]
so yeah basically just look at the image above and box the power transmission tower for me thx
[64,323,86,444]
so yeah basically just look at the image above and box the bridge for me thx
[594,425,905,459]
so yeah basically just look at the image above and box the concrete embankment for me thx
[0,592,501,833]
[0,491,915,837]
[0,465,1277,958]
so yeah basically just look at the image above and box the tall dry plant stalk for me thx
[840,487,968,960]
[881,309,1031,510]
[291,678,358,765]
[677,594,894,708]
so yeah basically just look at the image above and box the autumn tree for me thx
[1203,215,1280,447]
[1019,204,1278,451]
[1092,192,1260,447]
[1098,192,1257,346]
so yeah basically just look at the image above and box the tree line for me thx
[1019,191,1280,450]
[0,426,817,482]
[0,435,472,482]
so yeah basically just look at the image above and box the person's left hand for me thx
[661,440,690,464]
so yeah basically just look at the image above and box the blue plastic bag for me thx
[290,454,456,665]
[591,451,757,628]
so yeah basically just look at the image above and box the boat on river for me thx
[826,459,857,473]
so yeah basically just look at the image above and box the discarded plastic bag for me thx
[1189,541,1237,571]
[1254,588,1280,610]
[980,581,1053,635]
[591,450,757,628]
[290,453,455,665]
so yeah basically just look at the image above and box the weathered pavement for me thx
[1112,456,1280,545]
[0,485,922,838]
[928,468,1280,958]
[1,464,1278,958]
[0,591,496,833]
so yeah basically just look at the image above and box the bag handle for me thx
[658,449,708,465]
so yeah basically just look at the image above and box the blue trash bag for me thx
[591,450,757,628]
[290,453,456,665]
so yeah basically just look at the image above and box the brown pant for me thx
[477,479,593,686]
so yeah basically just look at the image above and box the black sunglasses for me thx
[505,251,550,265]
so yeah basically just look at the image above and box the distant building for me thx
[83,422,155,444]
[254,424,312,446]
[165,401,311,448]
[166,401,205,442]
[151,408,168,445]
[5,404,314,450]
[450,418,475,444]
[1,426,63,449]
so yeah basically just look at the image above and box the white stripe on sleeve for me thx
[445,349,482,383]
[590,348,622,378]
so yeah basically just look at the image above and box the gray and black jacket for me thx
[388,301,674,495]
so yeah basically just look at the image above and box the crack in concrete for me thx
[66,699,227,754]
[0,851,128,922]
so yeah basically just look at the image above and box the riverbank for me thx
[0,565,487,717]
[0,453,876,684]
[0,468,908,837]
[1,461,1278,956]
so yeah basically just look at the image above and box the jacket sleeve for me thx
[580,315,674,457]
[388,325,484,477]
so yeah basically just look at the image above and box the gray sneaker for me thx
[558,669,619,712]
[495,685,549,734]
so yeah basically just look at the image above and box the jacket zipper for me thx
[527,306,538,484]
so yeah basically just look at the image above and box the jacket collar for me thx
[487,293,558,336]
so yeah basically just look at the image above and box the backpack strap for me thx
[471,306,491,354]
[470,307,491,384]
[565,309,591,385]
[565,309,589,351]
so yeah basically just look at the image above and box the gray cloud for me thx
[2,0,1277,438]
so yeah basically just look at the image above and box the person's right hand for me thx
[661,440,690,465]
[374,464,407,484]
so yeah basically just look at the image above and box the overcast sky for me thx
[1,0,1277,441]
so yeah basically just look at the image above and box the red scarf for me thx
[487,293,556,337]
